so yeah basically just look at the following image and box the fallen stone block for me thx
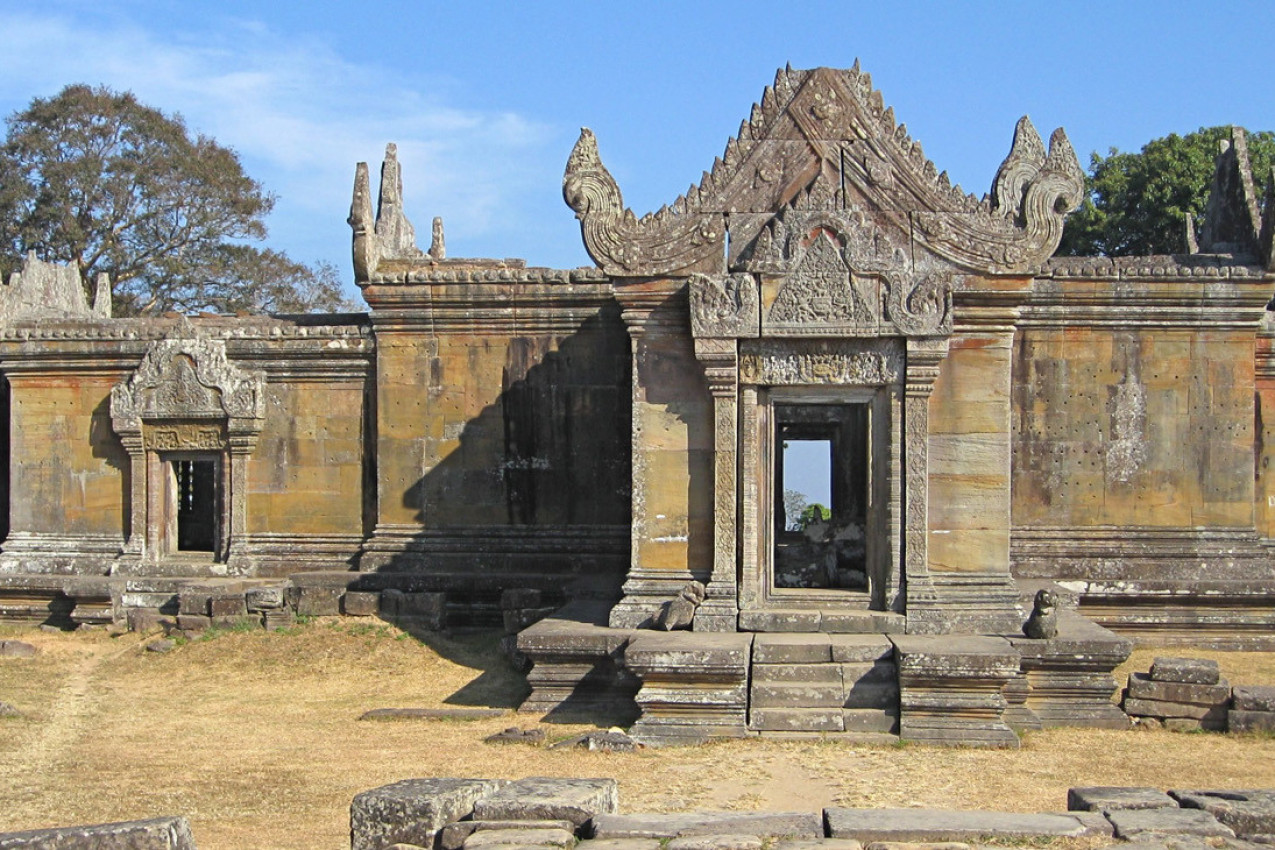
[666,835,763,850]
[483,727,546,746]
[262,609,295,631]
[1067,786,1178,812]
[464,827,574,848]
[1127,672,1231,705]
[1233,686,1275,713]
[823,808,1109,842]
[774,840,864,850]
[145,639,176,654]
[1151,657,1220,685]
[1124,697,1229,722]
[175,614,210,631]
[127,608,167,633]
[592,812,821,841]
[1229,710,1275,733]
[0,701,23,717]
[1106,807,1235,839]
[548,731,640,751]
[244,586,284,611]
[0,815,195,848]
[1171,790,1275,837]
[0,640,37,658]
[583,840,663,850]
[473,777,617,829]
[359,708,508,722]
[350,778,505,850]
[440,820,575,850]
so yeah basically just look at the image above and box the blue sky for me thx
[2,1,1273,301]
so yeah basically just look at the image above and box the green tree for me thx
[1058,126,1275,257]
[0,84,353,315]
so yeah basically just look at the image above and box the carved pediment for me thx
[564,64,1083,278]
[111,338,265,432]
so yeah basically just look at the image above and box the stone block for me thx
[1151,657,1220,685]
[244,585,285,611]
[208,593,246,618]
[829,635,894,663]
[211,614,261,631]
[737,609,820,632]
[176,614,210,631]
[584,841,663,850]
[842,708,899,734]
[177,591,210,617]
[592,812,821,841]
[0,640,37,658]
[464,827,574,848]
[1066,786,1177,812]
[294,584,343,617]
[751,664,842,685]
[752,634,832,664]
[892,636,1019,748]
[343,591,380,617]
[440,820,575,850]
[1123,697,1229,722]
[824,809,1107,842]
[752,682,845,709]
[0,816,194,848]
[774,841,862,850]
[1229,710,1275,733]
[382,590,447,631]
[749,707,844,732]
[263,608,295,631]
[842,681,898,710]
[473,777,617,828]
[666,836,762,850]
[350,778,505,850]
[1127,672,1230,705]
[1232,685,1275,712]
[504,606,558,635]
[1171,789,1275,837]
[502,588,543,609]
[1106,807,1234,839]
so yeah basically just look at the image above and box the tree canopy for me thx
[0,84,354,315]
[1058,126,1275,257]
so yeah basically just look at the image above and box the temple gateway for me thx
[2,65,1273,745]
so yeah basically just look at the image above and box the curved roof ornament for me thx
[563,64,1084,278]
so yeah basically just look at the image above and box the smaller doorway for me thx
[170,457,219,553]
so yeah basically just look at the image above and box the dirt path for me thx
[0,639,131,788]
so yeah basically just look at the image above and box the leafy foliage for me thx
[0,84,355,315]
[1058,126,1275,257]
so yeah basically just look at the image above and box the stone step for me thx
[824,808,1111,842]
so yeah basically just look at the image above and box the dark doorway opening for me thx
[172,458,218,552]
[774,403,869,590]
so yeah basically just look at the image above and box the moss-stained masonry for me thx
[0,65,1273,647]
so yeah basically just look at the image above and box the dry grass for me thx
[2,620,1274,850]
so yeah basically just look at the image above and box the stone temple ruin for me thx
[2,64,1275,745]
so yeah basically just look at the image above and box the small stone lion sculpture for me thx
[1023,588,1059,639]
[653,580,707,630]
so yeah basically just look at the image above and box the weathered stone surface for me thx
[592,812,821,841]
[350,778,505,850]
[0,701,23,717]
[344,591,380,617]
[484,727,546,746]
[441,820,576,850]
[824,809,1107,842]
[665,835,763,850]
[864,843,971,850]
[1233,686,1275,713]
[828,636,894,664]
[1151,657,1221,685]
[1067,786,1177,812]
[1229,710,1275,733]
[892,636,1019,748]
[244,585,285,611]
[1126,671,1230,705]
[0,815,194,848]
[549,731,639,751]
[360,708,507,722]
[581,840,663,850]
[1124,697,1229,722]
[0,640,37,658]
[175,614,210,631]
[753,634,832,664]
[625,632,751,744]
[294,584,343,617]
[145,639,176,654]
[1107,807,1235,839]
[1171,790,1275,837]
[473,778,618,828]
[465,827,575,849]
[774,841,863,850]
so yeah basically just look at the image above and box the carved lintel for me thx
[143,423,225,451]
[739,339,904,386]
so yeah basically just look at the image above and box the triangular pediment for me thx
[564,63,1084,279]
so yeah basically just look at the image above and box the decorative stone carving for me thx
[1023,589,1059,639]
[111,338,265,430]
[564,65,1083,279]
[0,253,111,324]
[689,273,759,338]
[144,424,225,451]
[767,232,874,330]
[739,339,904,386]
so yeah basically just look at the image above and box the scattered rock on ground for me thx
[0,701,23,718]
[0,640,37,657]
[145,639,176,653]
[484,727,546,745]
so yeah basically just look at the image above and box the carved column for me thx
[902,337,947,633]
[118,431,146,568]
[225,428,261,570]
[694,338,739,631]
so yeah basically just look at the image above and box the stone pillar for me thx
[609,281,713,628]
[693,338,739,632]
[901,337,945,632]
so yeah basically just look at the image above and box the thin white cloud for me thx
[0,10,565,280]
